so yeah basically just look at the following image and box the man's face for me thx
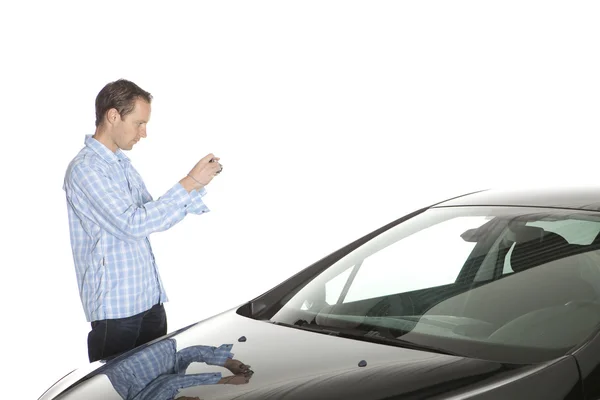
[113,98,151,151]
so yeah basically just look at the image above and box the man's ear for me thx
[106,108,120,125]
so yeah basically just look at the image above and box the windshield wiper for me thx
[359,334,462,357]
[271,321,342,336]
[269,321,461,357]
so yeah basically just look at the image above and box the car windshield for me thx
[268,206,600,364]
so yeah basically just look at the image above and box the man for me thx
[63,79,223,362]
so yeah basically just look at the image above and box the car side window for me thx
[501,220,600,275]
[527,220,600,245]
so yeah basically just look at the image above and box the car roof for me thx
[433,186,600,212]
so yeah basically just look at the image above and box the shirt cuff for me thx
[212,344,235,366]
[187,186,211,215]
[167,183,210,215]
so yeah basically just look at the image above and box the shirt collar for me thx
[85,134,130,164]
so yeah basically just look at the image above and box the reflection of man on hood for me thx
[103,339,253,400]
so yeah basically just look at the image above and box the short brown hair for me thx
[95,79,153,127]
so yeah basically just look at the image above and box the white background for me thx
[1,1,599,398]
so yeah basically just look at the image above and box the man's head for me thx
[94,79,152,152]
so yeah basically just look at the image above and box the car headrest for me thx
[510,228,570,273]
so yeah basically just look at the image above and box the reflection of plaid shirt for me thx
[104,339,234,400]
[63,135,210,322]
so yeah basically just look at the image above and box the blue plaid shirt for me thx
[103,339,234,400]
[63,135,210,322]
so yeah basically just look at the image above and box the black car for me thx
[39,187,600,400]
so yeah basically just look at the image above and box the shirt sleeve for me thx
[175,344,234,373]
[67,161,209,242]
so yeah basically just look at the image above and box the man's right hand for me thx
[181,153,223,192]
[224,358,252,376]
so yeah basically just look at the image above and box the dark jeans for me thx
[87,303,167,363]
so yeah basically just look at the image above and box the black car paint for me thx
[57,309,583,399]
[572,328,600,398]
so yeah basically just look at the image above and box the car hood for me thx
[44,306,575,400]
